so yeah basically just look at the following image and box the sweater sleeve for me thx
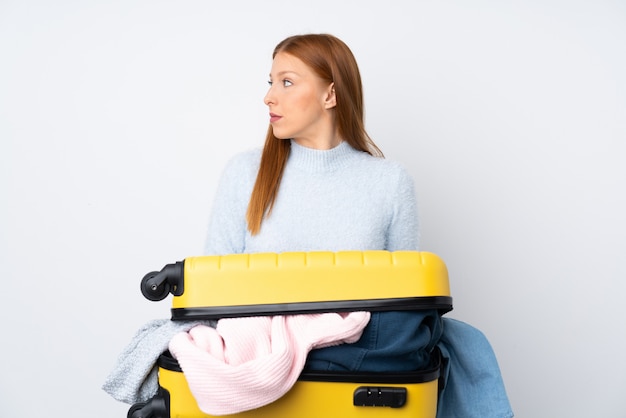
[203,151,259,255]
[385,164,420,251]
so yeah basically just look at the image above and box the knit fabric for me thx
[168,312,370,415]
[101,319,214,404]
[204,140,419,255]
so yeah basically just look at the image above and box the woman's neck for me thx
[292,129,342,150]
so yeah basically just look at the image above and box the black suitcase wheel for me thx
[141,271,171,301]
[127,390,169,418]
[127,402,147,418]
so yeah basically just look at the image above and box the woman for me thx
[206,34,418,255]
[204,34,513,417]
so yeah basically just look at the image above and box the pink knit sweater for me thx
[168,311,370,415]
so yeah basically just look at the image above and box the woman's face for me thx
[264,52,338,149]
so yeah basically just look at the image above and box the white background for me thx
[1,1,624,417]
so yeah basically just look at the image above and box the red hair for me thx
[246,34,383,235]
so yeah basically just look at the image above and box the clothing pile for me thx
[103,312,370,415]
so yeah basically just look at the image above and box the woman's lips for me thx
[269,113,282,123]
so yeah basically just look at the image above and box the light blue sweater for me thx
[204,140,419,255]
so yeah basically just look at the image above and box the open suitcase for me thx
[128,251,452,418]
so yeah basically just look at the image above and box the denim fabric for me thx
[305,310,443,372]
[437,318,514,418]
[305,314,513,418]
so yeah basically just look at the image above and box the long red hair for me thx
[246,34,383,235]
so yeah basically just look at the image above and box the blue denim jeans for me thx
[437,318,514,418]
[305,310,441,372]
[305,312,513,418]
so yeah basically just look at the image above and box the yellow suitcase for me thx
[129,251,452,418]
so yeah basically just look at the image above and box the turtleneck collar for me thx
[287,140,360,173]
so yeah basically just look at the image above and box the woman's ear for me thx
[324,83,337,109]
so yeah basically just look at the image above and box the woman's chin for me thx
[271,129,292,140]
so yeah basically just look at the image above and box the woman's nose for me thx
[264,88,275,106]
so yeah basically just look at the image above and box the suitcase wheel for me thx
[141,272,171,301]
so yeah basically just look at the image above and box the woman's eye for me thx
[267,79,292,87]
